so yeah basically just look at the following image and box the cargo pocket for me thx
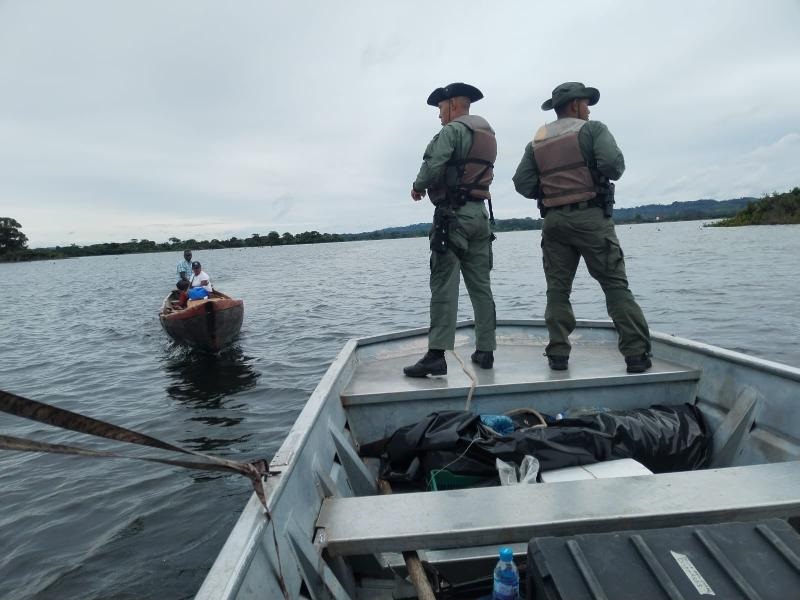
[448,218,468,259]
[605,237,625,273]
[541,237,549,271]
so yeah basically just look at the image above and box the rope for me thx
[505,407,548,428]
[450,349,477,411]
[0,387,290,597]
[432,437,480,475]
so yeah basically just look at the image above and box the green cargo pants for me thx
[541,205,651,358]
[429,200,497,351]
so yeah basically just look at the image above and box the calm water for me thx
[1,221,799,599]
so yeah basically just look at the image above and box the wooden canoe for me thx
[159,290,243,353]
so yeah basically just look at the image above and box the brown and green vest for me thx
[532,118,598,208]
[430,115,497,205]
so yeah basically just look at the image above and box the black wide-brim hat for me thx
[427,82,484,106]
[541,82,600,111]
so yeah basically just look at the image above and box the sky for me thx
[1,1,799,248]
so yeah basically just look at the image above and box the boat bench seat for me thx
[315,461,800,557]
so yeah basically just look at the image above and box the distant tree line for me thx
[0,193,791,263]
[0,229,348,262]
[711,188,800,227]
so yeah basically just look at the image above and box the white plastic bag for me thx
[496,455,539,485]
[496,458,518,485]
[519,455,540,483]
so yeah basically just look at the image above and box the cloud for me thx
[1,0,799,246]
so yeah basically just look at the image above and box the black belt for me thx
[548,199,603,211]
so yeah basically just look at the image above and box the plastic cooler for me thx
[526,519,800,600]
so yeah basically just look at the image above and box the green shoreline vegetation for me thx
[709,187,800,227]
[1,191,796,263]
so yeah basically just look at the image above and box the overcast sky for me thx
[1,0,798,247]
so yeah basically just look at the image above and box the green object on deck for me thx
[428,469,488,491]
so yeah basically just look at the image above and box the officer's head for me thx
[183,249,192,260]
[542,82,599,121]
[426,83,483,125]
[436,97,470,125]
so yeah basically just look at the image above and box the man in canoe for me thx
[176,249,194,284]
[403,82,498,378]
[189,261,213,294]
[512,82,652,373]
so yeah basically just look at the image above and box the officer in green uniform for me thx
[512,82,652,373]
[403,82,498,377]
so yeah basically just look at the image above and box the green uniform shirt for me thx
[512,120,625,199]
[413,121,474,193]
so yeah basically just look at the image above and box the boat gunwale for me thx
[160,301,243,323]
[651,329,800,381]
[195,339,359,599]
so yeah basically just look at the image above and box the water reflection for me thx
[163,345,260,409]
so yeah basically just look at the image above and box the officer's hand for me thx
[411,188,426,201]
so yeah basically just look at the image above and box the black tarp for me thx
[360,404,711,488]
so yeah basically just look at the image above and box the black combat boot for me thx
[546,354,569,371]
[470,350,494,369]
[625,353,652,373]
[403,350,447,377]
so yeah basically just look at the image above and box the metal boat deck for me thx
[344,337,698,399]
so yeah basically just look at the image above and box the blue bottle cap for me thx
[499,547,513,562]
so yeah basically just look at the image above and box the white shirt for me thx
[190,270,213,292]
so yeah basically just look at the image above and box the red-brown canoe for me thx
[159,290,244,353]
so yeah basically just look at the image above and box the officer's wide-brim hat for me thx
[541,82,600,111]
[427,82,484,106]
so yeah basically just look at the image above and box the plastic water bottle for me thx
[492,547,519,600]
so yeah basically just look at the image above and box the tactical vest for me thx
[532,118,598,208]
[430,115,497,205]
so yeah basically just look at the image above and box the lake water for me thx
[1,221,799,599]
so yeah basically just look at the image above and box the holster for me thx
[430,205,452,254]
[534,182,549,218]
[430,205,465,258]
[598,181,615,218]
[537,197,549,218]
